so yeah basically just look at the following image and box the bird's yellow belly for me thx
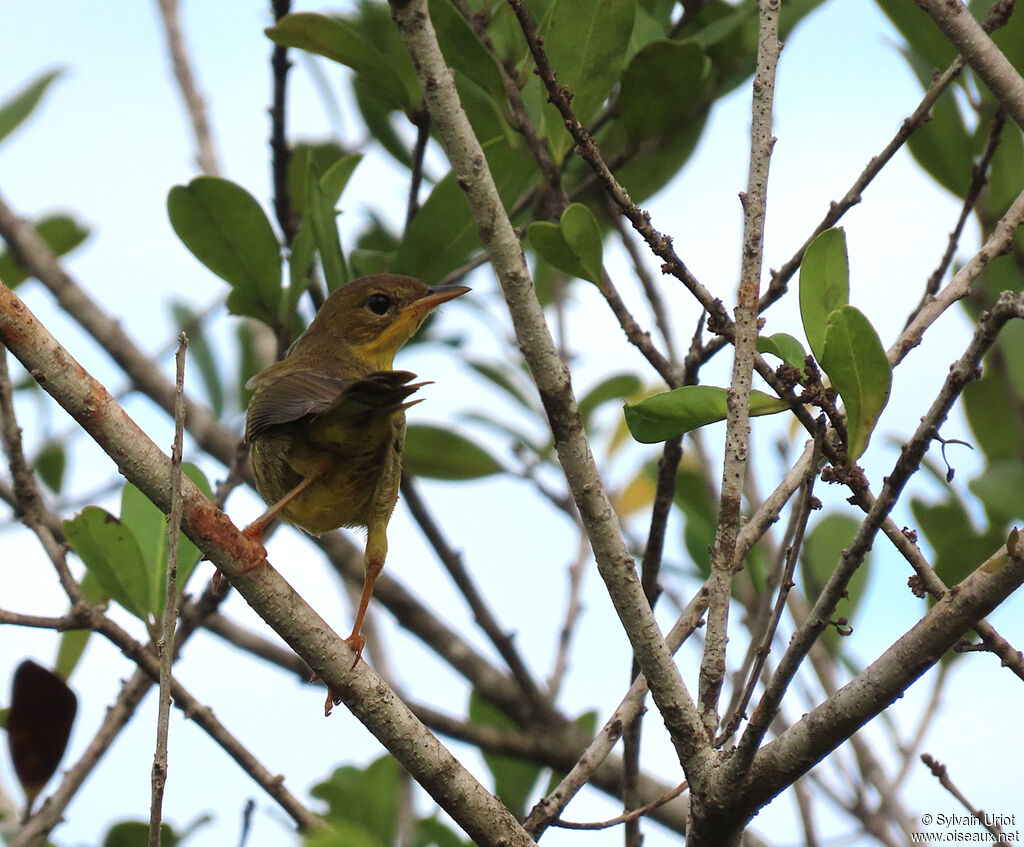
[250,426,401,536]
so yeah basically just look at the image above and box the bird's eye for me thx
[366,293,391,315]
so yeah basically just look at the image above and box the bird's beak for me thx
[404,284,471,318]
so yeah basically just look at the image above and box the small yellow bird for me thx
[242,274,469,681]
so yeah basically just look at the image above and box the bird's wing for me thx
[245,367,422,443]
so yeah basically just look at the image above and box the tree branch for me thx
[387,0,712,779]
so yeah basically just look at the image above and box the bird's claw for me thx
[343,633,366,670]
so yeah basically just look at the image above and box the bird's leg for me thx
[325,526,388,715]
[242,471,322,544]
[214,471,324,593]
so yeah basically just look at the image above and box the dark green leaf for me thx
[171,301,224,418]
[467,360,538,410]
[288,142,341,215]
[963,361,1024,461]
[906,84,972,197]
[624,385,789,443]
[799,227,849,362]
[756,332,807,370]
[673,458,716,576]
[579,373,643,429]
[403,424,503,479]
[969,461,1024,522]
[527,203,604,284]
[32,443,66,494]
[430,0,506,101]
[911,494,1006,617]
[819,306,892,459]
[0,68,64,146]
[800,513,871,654]
[353,76,411,168]
[63,507,151,621]
[237,321,262,410]
[539,0,636,154]
[167,177,282,325]
[312,755,399,843]
[305,161,348,294]
[102,821,180,847]
[410,815,468,847]
[620,40,711,142]
[393,137,535,283]
[873,0,957,71]
[266,12,416,110]
[7,661,76,813]
[0,214,90,289]
[469,689,541,816]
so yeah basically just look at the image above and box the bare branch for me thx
[388,0,712,776]
[699,0,782,737]
[154,0,221,175]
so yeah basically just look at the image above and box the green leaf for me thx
[410,815,468,847]
[63,507,151,621]
[0,214,90,289]
[393,137,534,283]
[527,203,604,284]
[429,0,506,101]
[469,690,541,817]
[539,0,636,154]
[969,461,1024,522]
[403,424,503,479]
[305,161,348,294]
[54,572,107,682]
[906,83,973,197]
[353,76,411,168]
[962,364,1024,461]
[102,821,180,847]
[579,373,643,429]
[756,332,807,370]
[620,40,711,142]
[911,494,1007,611]
[0,68,64,146]
[312,755,399,843]
[119,465,211,617]
[819,305,892,459]
[800,513,871,654]
[171,301,224,418]
[33,443,66,494]
[167,177,282,325]
[799,227,849,362]
[266,12,416,110]
[467,360,538,410]
[624,385,789,443]
[873,0,956,72]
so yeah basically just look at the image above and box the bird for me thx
[241,274,469,695]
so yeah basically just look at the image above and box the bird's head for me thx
[299,274,470,370]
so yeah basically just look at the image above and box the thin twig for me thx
[524,584,710,838]
[405,109,431,230]
[149,333,187,847]
[921,754,1013,845]
[154,0,221,175]
[550,780,688,830]
[270,0,297,245]
[733,292,1024,790]
[718,438,820,746]
[699,0,781,740]
[399,473,550,715]
[917,108,1006,310]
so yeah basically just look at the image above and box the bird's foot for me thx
[343,633,366,670]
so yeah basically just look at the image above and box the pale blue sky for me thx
[1,2,1020,846]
